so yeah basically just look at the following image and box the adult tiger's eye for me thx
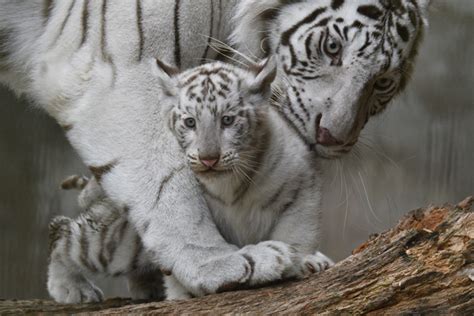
[324,36,342,57]
[184,117,196,128]
[375,77,394,90]
[221,116,235,126]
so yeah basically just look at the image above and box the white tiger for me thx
[231,0,432,158]
[48,59,333,302]
[0,0,294,301]
[0,0,431,301]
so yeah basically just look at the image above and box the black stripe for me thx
[201,0,214,63]
[333,24,344,41]
[80,0,89,46]
[106,218,126,268]
[89,161,116,183]
[396,23,409,42]
[100,0,109,61]
[271,100,313,150]
[136,0,144,61]
[262,182,286,210]
[174,0,181,68]
[43,0,54,25]
[279,184,302,214]
[153,165,187,207]
[331,0,344,10]
[131,235,143,270]
[80,223,98,272]
[358,31,372,52]
[98,220,110,270]
[51,1,74,48]
[281,7,326,46]
[357,5,383,20]
[0,29,11,70]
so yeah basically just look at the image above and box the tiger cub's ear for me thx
[246,56,277,96]
[151,58,179,96]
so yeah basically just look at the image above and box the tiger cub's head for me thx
[153,59,276,178]
[269,0,431,158]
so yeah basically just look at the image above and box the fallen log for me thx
[1,197,472,315]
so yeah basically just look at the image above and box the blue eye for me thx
[324,36,342,57]
[184,118,196,128]
[375,77,394,90]
[222,116,235,126]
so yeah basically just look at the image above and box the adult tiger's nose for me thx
[316,114,343,147]
[200,157,219,168]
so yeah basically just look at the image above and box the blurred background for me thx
[0,0,472,299]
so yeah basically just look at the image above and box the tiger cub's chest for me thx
[205,191,278,247]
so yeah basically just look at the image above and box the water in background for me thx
[0,0,472,299]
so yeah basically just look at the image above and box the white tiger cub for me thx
[49,176,164,302]
[48,58,333,302]
[161,58,333,299]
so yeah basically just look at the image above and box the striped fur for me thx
[48,61,333,301]
[0,0,430,303]
[1,1,430,151]
[0,0,299,304]
[48,177,163,302]
[8,0,311,303]
[0,0,236,98]
[165,60,333,299]
[231,0,431,158]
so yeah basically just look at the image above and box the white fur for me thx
[0,1,296,301]
[161,61,333,298]
[0,0,430,302]
[231,0,431,158]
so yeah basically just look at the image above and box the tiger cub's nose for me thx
[200,156,219,168]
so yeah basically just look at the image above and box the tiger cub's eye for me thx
[221,116,235,126]
[184,118,196,128]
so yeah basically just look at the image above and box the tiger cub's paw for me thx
[239,240,297,286]
[48,274,104,304]
[299,251,335,277]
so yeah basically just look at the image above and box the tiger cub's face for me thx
[155,59,276,178]
[272,0,431,158]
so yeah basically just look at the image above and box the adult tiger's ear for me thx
[247,56,277,96]
[151,58,179,96]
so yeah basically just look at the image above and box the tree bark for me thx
[1,197,473,315]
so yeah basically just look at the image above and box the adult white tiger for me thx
[0,0,431,300]
[231,0,431,158]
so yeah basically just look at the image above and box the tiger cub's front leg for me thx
[48,176,163,303]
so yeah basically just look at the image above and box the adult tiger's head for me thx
[232,0,431,158]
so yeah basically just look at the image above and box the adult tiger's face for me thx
[272,0,430,158]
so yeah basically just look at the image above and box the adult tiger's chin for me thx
[314,144,354,160]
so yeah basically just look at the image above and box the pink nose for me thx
[316,114,343,147]
[317,127,343,147]
[201,159,218,168]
